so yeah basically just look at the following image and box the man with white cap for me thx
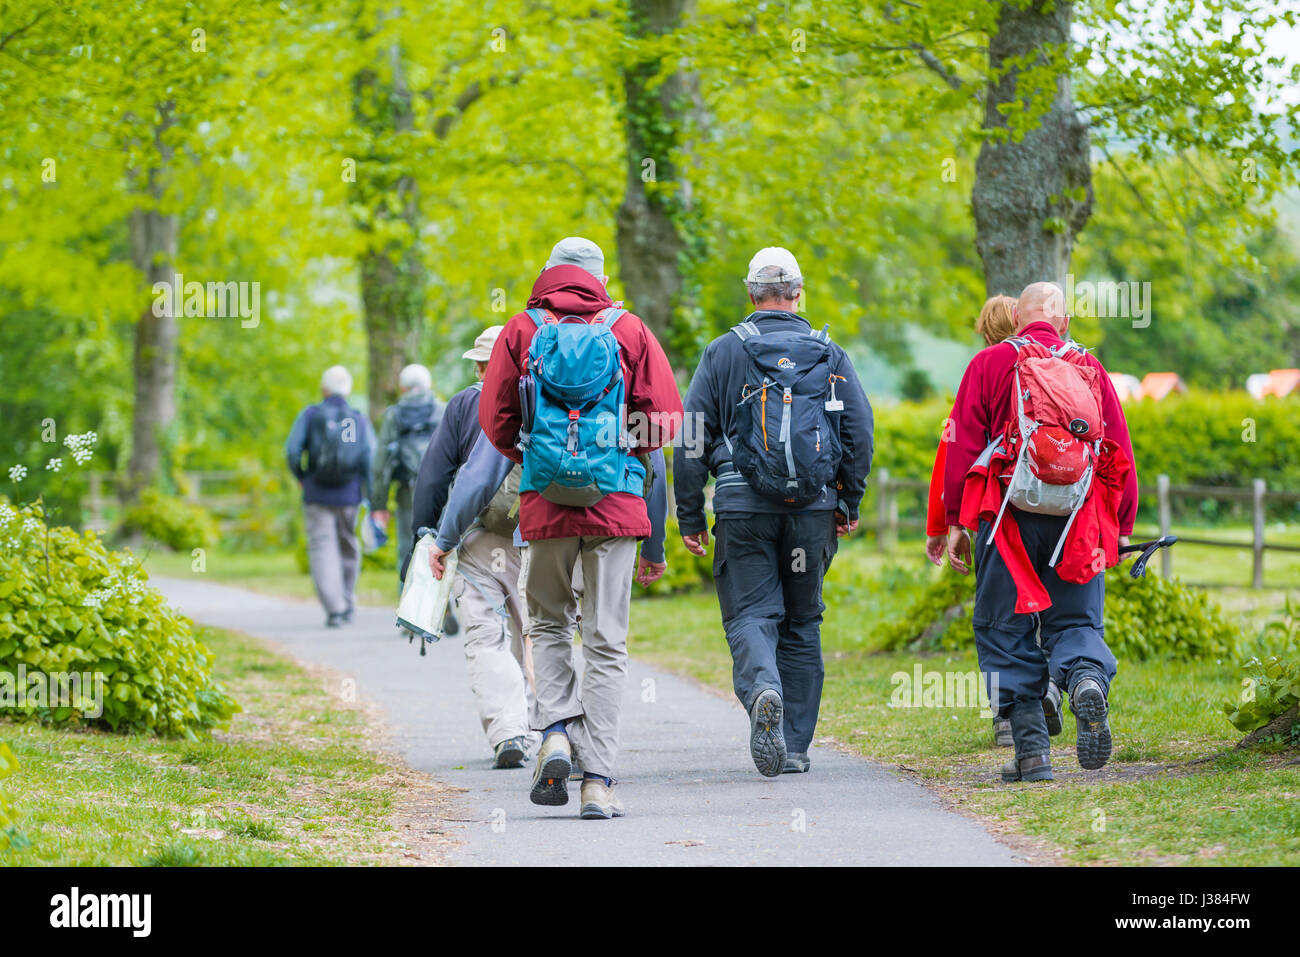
[675,247,874,776]
[371,363,442,585]
[285,365,376,627]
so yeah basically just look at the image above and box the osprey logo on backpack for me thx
[729,319,842,507]
[517,306,646,507]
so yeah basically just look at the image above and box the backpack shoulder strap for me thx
[731,321,761,342]
[594,306,627,328]
[525,307,556,327]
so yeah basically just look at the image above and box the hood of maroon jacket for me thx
[941,320,1138,535]
[479,264,684,541]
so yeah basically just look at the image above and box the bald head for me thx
[1017,282,1068,334]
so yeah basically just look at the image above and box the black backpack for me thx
[308,401,368,487]
[387,395,441,486]
[729,319,843,507]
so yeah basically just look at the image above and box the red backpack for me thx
[987,336,1105,566]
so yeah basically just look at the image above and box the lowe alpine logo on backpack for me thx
[517,306,646,507]
[986,335,1105,566]
[730,319,843,507]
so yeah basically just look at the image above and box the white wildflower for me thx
[8,465,26,482]
[46,458,62,471]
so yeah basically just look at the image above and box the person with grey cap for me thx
[479,236,681,819]
[675,247,874,776]
[371,363,442,587]
[285,365,376,627]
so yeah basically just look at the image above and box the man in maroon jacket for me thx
[944,282,1137,782]
[479,237,682,819]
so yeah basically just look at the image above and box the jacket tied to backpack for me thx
[959,335,1133,613]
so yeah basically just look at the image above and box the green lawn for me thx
[1,627,451,866]
[141,547,400,611]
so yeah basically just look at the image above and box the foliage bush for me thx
[1223,654,1300,735]
[117,488,220,552]
[0,503,239,736]
[874,564,1242,661]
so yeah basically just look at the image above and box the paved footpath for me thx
[155,576,1021,866]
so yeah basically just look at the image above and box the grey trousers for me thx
[526,535,636,779]
[393,482,413,589]
[454,529,534,749]
[303,503,360,616]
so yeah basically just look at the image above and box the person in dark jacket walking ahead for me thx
[675,247,874,776]
[285,365,375,628]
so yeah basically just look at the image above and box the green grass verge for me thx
[1,626,448,866]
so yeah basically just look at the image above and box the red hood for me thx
[526,264,612,316]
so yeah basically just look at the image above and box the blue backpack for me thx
[730,319,843,507]
[517,306,646,507]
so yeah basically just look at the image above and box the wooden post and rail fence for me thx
[869,468,1300,588]
[83,468,1300,588]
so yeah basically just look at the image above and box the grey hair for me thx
[320,365,352,397]
[746,264,803,305]
[398,363,432,393]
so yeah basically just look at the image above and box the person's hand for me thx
[682,529,709,556]
[834,511,858,537]
[946,525,972,574]
[372,510,389,528]
[925,534,947,566]
[1118,534,1132,550]
[429,545,449,580]
[635,557,666,587]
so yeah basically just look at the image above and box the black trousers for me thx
[713,512,838,752]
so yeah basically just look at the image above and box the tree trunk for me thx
[126,103,179,499]
[972,0,1093,297]
[352,40,425,418]
[616,0,702,353]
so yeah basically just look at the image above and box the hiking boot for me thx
[325,612,345,628]
[492,736,528,770]
[993,717,1014,747]
[1001,699,1053,782]
[578,778,625,820]
[529,732,572,806]
[1000,753,1054,782]
[1043,679,1064,737]
[783,752,811,773]
[1071,677,1112,770]
[341,605,355,624]
[749,689,786,778]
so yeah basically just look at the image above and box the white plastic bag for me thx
[396,535,458,643]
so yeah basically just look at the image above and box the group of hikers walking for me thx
[284,236,1137,817]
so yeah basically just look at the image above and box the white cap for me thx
[746,246,802,284]
[398,364,432,393]
[462,325,503,362]
[544,237,605,279]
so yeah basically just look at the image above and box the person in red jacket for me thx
[944,282,1137,782]
[479,237,682,820]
